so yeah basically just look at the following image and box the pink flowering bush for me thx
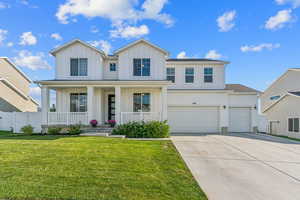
[90,120,98,127]
[107,120,116,127]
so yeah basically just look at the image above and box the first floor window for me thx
[70,58,88,76]
[110,63,117,71]
[185,68,194,83]
[204,67,213,83]
[133,93,150,112]
[133,58,150,76]
[70,93,87,112]
[167,68,175,83]
[288,118,299,133]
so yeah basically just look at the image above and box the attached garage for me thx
[168,106,220,133]
[229,107,251,132]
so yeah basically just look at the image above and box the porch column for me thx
[161,86,168,121]
[115,86,121,124]
[41,86,50,126]
[87,86,94,123]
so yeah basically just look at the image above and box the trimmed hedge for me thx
[112,121,170,138]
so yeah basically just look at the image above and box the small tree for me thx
[21,125,34,135]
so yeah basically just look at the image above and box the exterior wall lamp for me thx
[223,105,226,109]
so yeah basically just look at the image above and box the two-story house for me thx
[261,69,300,138]
[0,57,38,112]
[36,39,260,134]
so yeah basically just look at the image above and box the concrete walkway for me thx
[172,133,300,200]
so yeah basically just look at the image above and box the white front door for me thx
[168,106,220,133]
[229,107,251,132]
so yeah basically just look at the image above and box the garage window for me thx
[185,68,194,83]
[133,93,150,112]
[288,118,299,133]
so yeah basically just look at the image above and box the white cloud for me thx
[110,24,149,39]
[19,32,37,46]
[51,33,63,41]
[30,87,41,96]
[90,26,99,33]
[14,50,51,70]
[0,29,8,45]
[241,43,281,52]
[0,2,10,9]
[217,10,236,32]
[205,50,223,59]
[7,42,13,47]
[55,0,173,26]
[88,40,112,54]
[177,51,187,58]
[275,0,300,8]
[20,0,29,5]
[265,9,294,30]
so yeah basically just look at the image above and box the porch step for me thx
[80,132,110,137]
[81,127,114,133]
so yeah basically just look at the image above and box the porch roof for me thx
[35,79,171,87]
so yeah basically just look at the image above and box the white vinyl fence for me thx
[0,112,42,133]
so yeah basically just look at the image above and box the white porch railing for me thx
[121,112,161,124]
[48,112,88,125]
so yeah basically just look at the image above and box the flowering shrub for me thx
[90,120,98,127]
[107,120,116,127]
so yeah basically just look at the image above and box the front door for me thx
[108,95,115,121]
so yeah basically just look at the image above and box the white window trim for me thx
[185,67,195,84]
[204,67,213,84]
[166,67,176,84]
[70,57,88,77]
[132,92,152,112]
[287,117,300,133]
[109,63,117,72]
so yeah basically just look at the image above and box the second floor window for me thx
[70,93,87,112]
[185,68,194,83]
[70,58,88,76]
[167,68,175,83]
[204,68,213,83]
[133,58,150,76]
[110,63,116,71]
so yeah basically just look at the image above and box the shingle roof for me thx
[166,58,229,63]
[225,84,261,93]
[289,91,300,96]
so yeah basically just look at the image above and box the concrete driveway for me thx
[172,133,300,200]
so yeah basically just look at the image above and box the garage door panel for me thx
[229,108,251,132]
[168,106,219,133]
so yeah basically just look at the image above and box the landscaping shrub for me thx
[21,125,34,135]
[112,121,170,138]
[67,125,81,135]
[47,127,62,135]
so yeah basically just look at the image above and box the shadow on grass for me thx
[0,131,79,140]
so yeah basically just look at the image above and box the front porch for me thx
[40,81,169,126]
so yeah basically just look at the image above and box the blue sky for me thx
[1,0,300,103]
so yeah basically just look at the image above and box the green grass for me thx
[271,134,300,142]
[0,131,207,200]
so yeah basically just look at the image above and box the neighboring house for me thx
[36,39,260,133]
[261,69,300,138]
[0,57,38,112]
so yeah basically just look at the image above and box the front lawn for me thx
[0,131,207,200]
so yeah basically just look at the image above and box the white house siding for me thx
[118,42,166,80]
[166,63,225,90]
[55,42,104,80]
[260,70,300,112]
[103,59,118,80]
[265,96,300,139]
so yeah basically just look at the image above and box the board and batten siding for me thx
[55,42,104,80]
[103,59,118,80]
[117,42,166,80]
[166,63,225,89]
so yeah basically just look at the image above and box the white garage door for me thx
[229,108,251,133]
[168,106,219,133]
